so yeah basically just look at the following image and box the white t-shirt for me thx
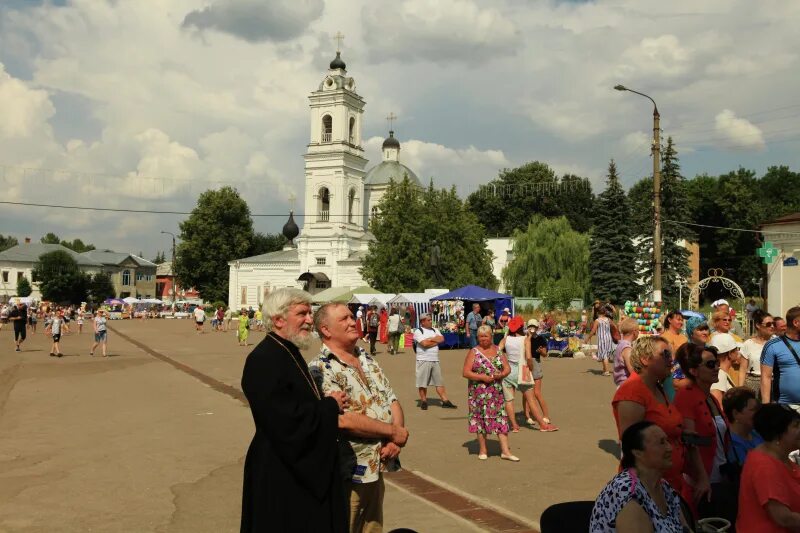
[414,327,441,362]
[95,316,107,332]
[504,335,525,364]
[388,314,401,332]
[51,317,62,335]
[740,338,765,376]
[710,368,735,395]
[194,307,206,322]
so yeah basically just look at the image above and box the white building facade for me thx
[227,52,421,310]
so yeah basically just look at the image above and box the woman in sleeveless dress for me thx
[589,305,615,376]
[462,325,518,461]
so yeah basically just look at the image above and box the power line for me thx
[664,218,800,236]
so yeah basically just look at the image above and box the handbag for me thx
[518,358,534,386]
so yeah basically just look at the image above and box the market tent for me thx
[386,293,431,328]
[104,298,124,306]
[347,293,391,305]
[366,294,395,307]
[332,286,381,303]
[122,296,140,304]
[312,286,352,304]
[430,285,513,322]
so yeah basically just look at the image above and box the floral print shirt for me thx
[308,344,397,484]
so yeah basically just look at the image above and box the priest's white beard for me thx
[289,328,313,350]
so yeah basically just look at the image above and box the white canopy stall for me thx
[347,293,393,306]
[386,293,431,329]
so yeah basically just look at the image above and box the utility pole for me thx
[161,231,177,304]
[615,85,662,302]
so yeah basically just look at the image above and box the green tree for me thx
[61,238,96,253]
[0,234,18,252]
[250,232,287,256]
[465,161,594,236]
[176,187,254,303]
[633,137,693,306]
[151,251,166,264]
[589,160,639,303]
[40,232,61,244]
[32,250,89,303]
[88,272,116,302]
[361,177,496,292]
[16,276,32,297]
[502,216,589,307]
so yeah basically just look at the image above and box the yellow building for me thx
[80,250,157,299]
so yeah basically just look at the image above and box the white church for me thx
[227,50,424,310]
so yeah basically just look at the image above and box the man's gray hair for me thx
[262,288,313,332]
[419,312,432,321]
[313,302,347,338]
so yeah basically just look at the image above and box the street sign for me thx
[757,241,780,264]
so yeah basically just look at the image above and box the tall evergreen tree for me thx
[0,234,18,252]
[589,160,639,303]
[635,137,693,306]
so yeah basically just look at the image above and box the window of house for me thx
[17,272,23,282]
[122,270,131,286]
[316,257,326,265]
[322,115,332,142]
[1,271,8,283]
[136,273,144,281]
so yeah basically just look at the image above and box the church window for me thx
[349,117,356,144]
[316,257,326,265]
[348,188,355,223]
[318,187,330,221]
[322,115,332,143]
[122,270,131,286]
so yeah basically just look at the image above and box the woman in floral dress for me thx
[462,325,519,461]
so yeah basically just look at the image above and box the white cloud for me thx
[617,35,691,79]
[361,0,518,64]
[182,0,324,43]
[714,109,766,151]
[0,63,54,139]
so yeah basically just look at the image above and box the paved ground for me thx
[0,320,621,532]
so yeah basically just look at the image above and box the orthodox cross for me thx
[386,112,397,130]
[288,192,296,211]
[333,31,345,52]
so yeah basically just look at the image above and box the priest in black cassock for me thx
[241,288,349,532]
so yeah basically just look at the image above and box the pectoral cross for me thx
[386,112,397,130]
[334,31,345,52]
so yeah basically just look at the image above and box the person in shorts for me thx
[48,311,64,357]
[91,309,108,357]
[413,314,457,410]
[10,301,28,351]
[193,305,206,333]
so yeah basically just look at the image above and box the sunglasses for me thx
[702,359,720,370]
[761,321,775,327]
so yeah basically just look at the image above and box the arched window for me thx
[318,187,330,222]
[122,270,131,286]
[348,189,355,223]
[349,117,356,144]
[322,115,332,143]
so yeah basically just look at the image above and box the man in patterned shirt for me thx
[309,303,409,533]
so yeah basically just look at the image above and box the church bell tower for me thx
[296,35,369,284]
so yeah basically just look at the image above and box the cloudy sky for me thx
[1,0,798,258]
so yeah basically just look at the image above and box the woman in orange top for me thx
[737,404,800,532]
[613,335,686,494]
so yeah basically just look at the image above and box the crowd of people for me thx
[591,301,800,532]
[1,300,109,357]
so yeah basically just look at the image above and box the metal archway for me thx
[688,269,746,326]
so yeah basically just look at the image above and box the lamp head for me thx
[614,84,627,91]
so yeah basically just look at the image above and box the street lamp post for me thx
[160,231,177,304]
[615,84,662,303]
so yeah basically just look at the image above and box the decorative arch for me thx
[688,269,746,325]
[321,114,332,142]
[318,187,330,222]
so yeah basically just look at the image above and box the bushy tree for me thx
[17,276,32,297]
[250,232,287,256]
[88,272,116,302]
[502,216,589,306]
[633,137,693,306]
[151,251,166,264]
[589,160,639,303]
[361,177,497,292]
[465,161,594,236]
[38,233,95,253]
[32,250,89,303]
[0,234,18,252]
[176,187,254,303]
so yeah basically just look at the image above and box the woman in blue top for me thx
[722,386,763,465]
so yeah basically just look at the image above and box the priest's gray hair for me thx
[263,288,313,332]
